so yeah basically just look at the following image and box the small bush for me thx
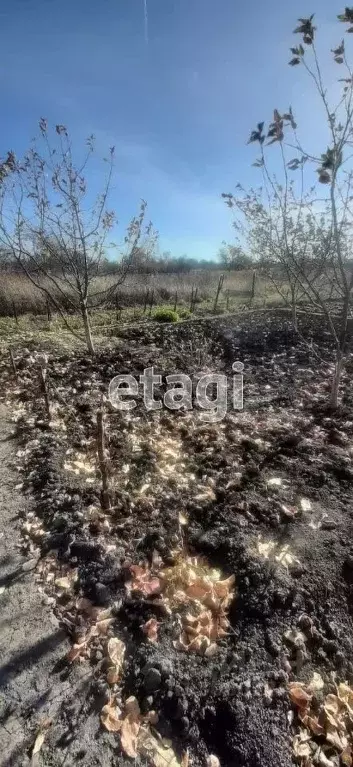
[153,308,179,323]
[178,308,191,319]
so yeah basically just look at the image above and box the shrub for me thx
[178,308,191,319]
[153,308,179,323]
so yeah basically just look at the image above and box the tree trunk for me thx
[330,288,352,408]
[291,289,298,331]
[330,349,344,409]
[96,407,110,511]
[81,302,95,355]
[250,270,256,306]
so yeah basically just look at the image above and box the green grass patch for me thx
[153,307,180,323]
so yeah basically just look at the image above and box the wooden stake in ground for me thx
[189,286,195,313]
[173,290,178,312]
[96,405,111,511]
[148,288,155,317]
[38,365,51,421]
[250,270,257,306]
[9,347,18,382]
[46,298,52,326]
[190,286,198,313]
[115,293,121,321]
[193,286,198,312]
[12,300,19,326]
[143,288,150,314]
[213,274,224,312]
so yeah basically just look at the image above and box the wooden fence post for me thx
[39,364,51,421]
[173,291,178,312]
[189,286,195,313]
[148,289,155,317]
[250,270,257,305]
[96,405,111,512]
[115,293,120,321]
[46,298,52,325]
[213,274,224,312]
[12,300,18,326]
[9,347,18,382]
[143,289,150,314]
[192,286,198,312]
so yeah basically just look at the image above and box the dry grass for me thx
[0,267,287,350]
[0,268,279,320]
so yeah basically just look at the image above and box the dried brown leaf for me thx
[55,576,71,590]
[142,618,159,642]
[120,717,140,758]
[325,722,347,750]
[139,731,181,767]
[129,565,161,596]
[123,722,140,757]
[323,694,340,717]
[125,696,140,718]
[107,666,120,685]
[289,682,312,709]
[146,710,159,725]
[32,731,45,756]
[96,618,114,635]
[293,731,311,758]
[206,757,221,767]
[308,672,324,692]
[67,643,86,663]
[213,575,235,598]
[101,702,122,732]
[300,713,324,736]
[107,637,125,667]
[185,581,210,600]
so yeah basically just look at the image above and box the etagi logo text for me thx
[108,362,244,423]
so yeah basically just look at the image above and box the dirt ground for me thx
[1,311,353,767]
[0,404,126,767]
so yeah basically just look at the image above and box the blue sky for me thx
[0,0,347,259]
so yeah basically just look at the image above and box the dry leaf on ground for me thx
[107,637,125,667]
[142,617,159,642]
[139,728,183,767]
[206,756,221,767]
[54,576,71,590]
[128,564,161,597]
[32,731,45,757]
[101,702,122,733]
[120,696,141,758]
[289,682,312,710]
[289,679,353,766]
[159,555,235,655]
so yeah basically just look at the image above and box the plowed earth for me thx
[1,310,353,767]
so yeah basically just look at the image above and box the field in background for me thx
[0,267,280,319]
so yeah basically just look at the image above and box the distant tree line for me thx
[0,243,256,276]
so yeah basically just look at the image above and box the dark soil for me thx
[1,310,353,767]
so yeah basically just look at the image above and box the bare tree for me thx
[224,181,334,330]
[224,10,353,408]
[0,151,16,184]
[218,242,253,271]
[0,120,157,354]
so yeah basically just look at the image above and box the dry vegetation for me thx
[0,268,276,319]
